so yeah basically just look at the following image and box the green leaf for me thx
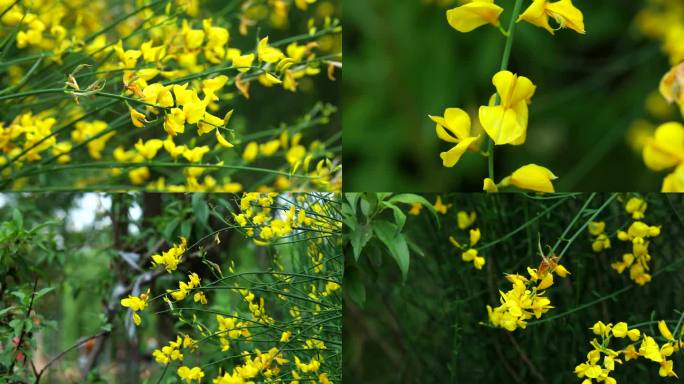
[346,268,366,308]
[34,286,55,301]
[350,224,373,261]
[381,202,406,232]
[388,193,438,219]
[0,306,14,317]
[360,193,378,218]
[373,220,410,282]
[163,217,180,240]
[12,208,22,230]
[192,193,209,226]
[180,220,192,238]
[345,193,360,215]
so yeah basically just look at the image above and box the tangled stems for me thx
[487,0,525,181]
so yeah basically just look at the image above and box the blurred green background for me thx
[343,0,678,191]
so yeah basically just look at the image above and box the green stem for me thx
[487,0,524,182]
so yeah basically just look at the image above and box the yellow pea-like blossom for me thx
[457,211,477,230]
[446,0,504,33]
[164,108,187,136]
[479,71,536,146]
[120,289,150,326]
[501,163,557,193]
[434,196,451,214]
[177,366,204,383]
[642,121,684,191]
[258,37,285,63]
[151,237,188,272]
[135,138,163,160]
[659,60,684,116]
[430,108,480,167]
[518,0,585,35]
[216,130,234,148]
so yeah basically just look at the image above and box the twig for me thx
[7,277,38,376]
[34,332,108,383]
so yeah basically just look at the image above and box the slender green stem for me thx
[13,161,320,179]
[487,0,524,182]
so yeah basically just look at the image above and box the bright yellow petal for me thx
[643,122,684,171]
[440,135,479,167]
[517,0,554,34]
[479,105,524,145]
[216,130,234,148]
[492,71,536,108]
[507,164,557,193]
[432,108,471,142]
[662,166,684,192]
[545,0,586,34]
[446,2,504,33]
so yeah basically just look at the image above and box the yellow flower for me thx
[469,228,481,246]
[243,141,258,162]
[446,1,504,33]
[662,164,684,192]
[612,322,628,338]
[639,336,663,363]
[177,366,204,383]
[164,108,186,136]
[434,196,451,214]
[658,320,674,341]
[232,52,255,72]
[408,203,423,215]
[135,138,163,160]
[483,177,499,192]
[625,197,647,219]
[501,164,557,193]
[258,37,285,63]
[216,130,234,148]
[129,107,146,128]
[659,62,684,115]
[430,108,480,167]
[129,166,150,185]
[151,237,187,272]
[518,0,585,35]
[120,289,150,326]
[182,146,210,163]
[479,71,536,145]
[457,211,476,230]
[588,221,605,236]
[643,122,684,171]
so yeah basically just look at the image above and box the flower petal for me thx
[440,135,479,167]
[446,2,504,33]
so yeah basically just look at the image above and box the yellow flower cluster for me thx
[165,272,206,304]
[216,314,252,352]
[487,256,569,331]
[115,193,340,383]
[587,221,611,253]
[448,210,485,269]
[233,192,341,245]
[120,288,150,326]
[0,0,341,192]
[575,320,683,383]
[2,0,107,59]
[611,197,661,286]
[178,365,205,383]
[432,0,585,192]
[153,335,197,365]
[151,237,188,272]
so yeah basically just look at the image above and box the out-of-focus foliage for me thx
[343,0,675,191]
[344,193,684,383]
